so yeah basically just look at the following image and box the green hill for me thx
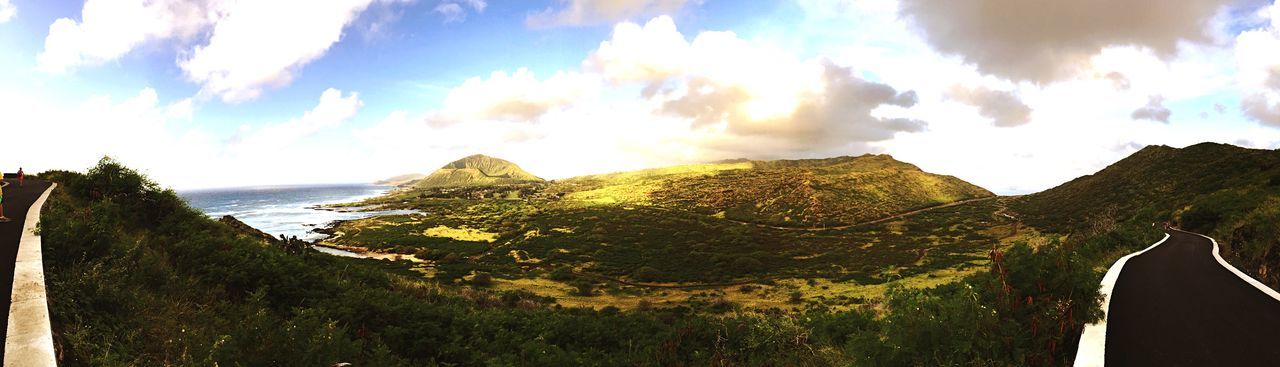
[1012,142,1280,290]
[554,154,994,227]
[1012,143,1280,232]
[411,154,543,188]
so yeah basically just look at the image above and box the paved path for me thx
[0,178,51,362]
[1104,229,1280,365]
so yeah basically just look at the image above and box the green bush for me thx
[732,256,765,274]
[471,273,494,287]
[547,267,575,281]
[1181,205,1222,233]
[631,266,662,282]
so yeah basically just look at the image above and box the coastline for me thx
[310,223,430,264]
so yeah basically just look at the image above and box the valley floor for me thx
[317,195,1032,311]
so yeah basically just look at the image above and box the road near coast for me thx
[1103,230,1280,365]
[0,178,52,361]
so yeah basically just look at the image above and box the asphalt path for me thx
[1105,229,1280,365]
[0,178,51,362]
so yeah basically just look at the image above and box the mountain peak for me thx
[445,154,509,169]
[413,154,543,188]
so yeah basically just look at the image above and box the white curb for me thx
[5,183,57,367]
[1176,229,1280,302]
[1073,233,1170,367]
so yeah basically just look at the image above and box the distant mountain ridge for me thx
[552,154,994,227]
[375,173,426,186]
[411,154,543,188]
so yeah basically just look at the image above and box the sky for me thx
[3,0,1280,194]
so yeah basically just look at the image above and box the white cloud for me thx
[37,0,221,74]
[431,68,599,124]
[179,0,377,103]
[234,88,362,149]
[774,2,1268,194]
[38,0,404,103]
[22,4,1280,196]
[362,15,926,180]
[165,98,195,120]
[434,0,486,23]
[527,0,696,28]
[0,86,368,189]
[0,87,198,186]
[586,16,689,83]
[0,0,16,23]
[1236,4,1280,126]
[592,16,924,155]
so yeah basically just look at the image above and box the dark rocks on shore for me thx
[219,215,317,255]
[218,215,280,244]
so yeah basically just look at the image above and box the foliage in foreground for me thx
[41,157,1107,366]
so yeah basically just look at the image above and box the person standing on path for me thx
[0,180,9,223]
[16,167,23,188]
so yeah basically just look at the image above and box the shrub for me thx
[573,281,596,296]
[439,252,461,264]
[788,291,804,304]
[1180,205,1222,233]
[732,257,764,274]
[547,267,575,281]
[631,266,662,282]
[471,273,494,287]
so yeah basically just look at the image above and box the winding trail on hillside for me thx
[711,196,998,231]
[1081,229,1280,366]
[0,178,53,363]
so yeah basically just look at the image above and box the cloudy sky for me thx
[3,0,1280,193]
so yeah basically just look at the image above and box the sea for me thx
[180,184,414,242]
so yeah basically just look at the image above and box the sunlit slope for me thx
[552,154,993,227]
[411,154,543,188]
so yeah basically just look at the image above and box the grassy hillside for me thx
[1012,142,1280,290]
[553,154,993,227]
[40,158,832,366]
[334,154,1002,291]
[39,158,1109,366]
[412,154,542,188]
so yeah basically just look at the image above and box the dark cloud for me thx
[1105,72,1132,90]
[899,0,1230,83]
[1131,95,1172,123]
[659,61,924,152]
[1267,66,1280,90]
[947,86,1032,127]
[1242,93,1280,127]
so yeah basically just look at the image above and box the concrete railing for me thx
[5,183,57,366]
